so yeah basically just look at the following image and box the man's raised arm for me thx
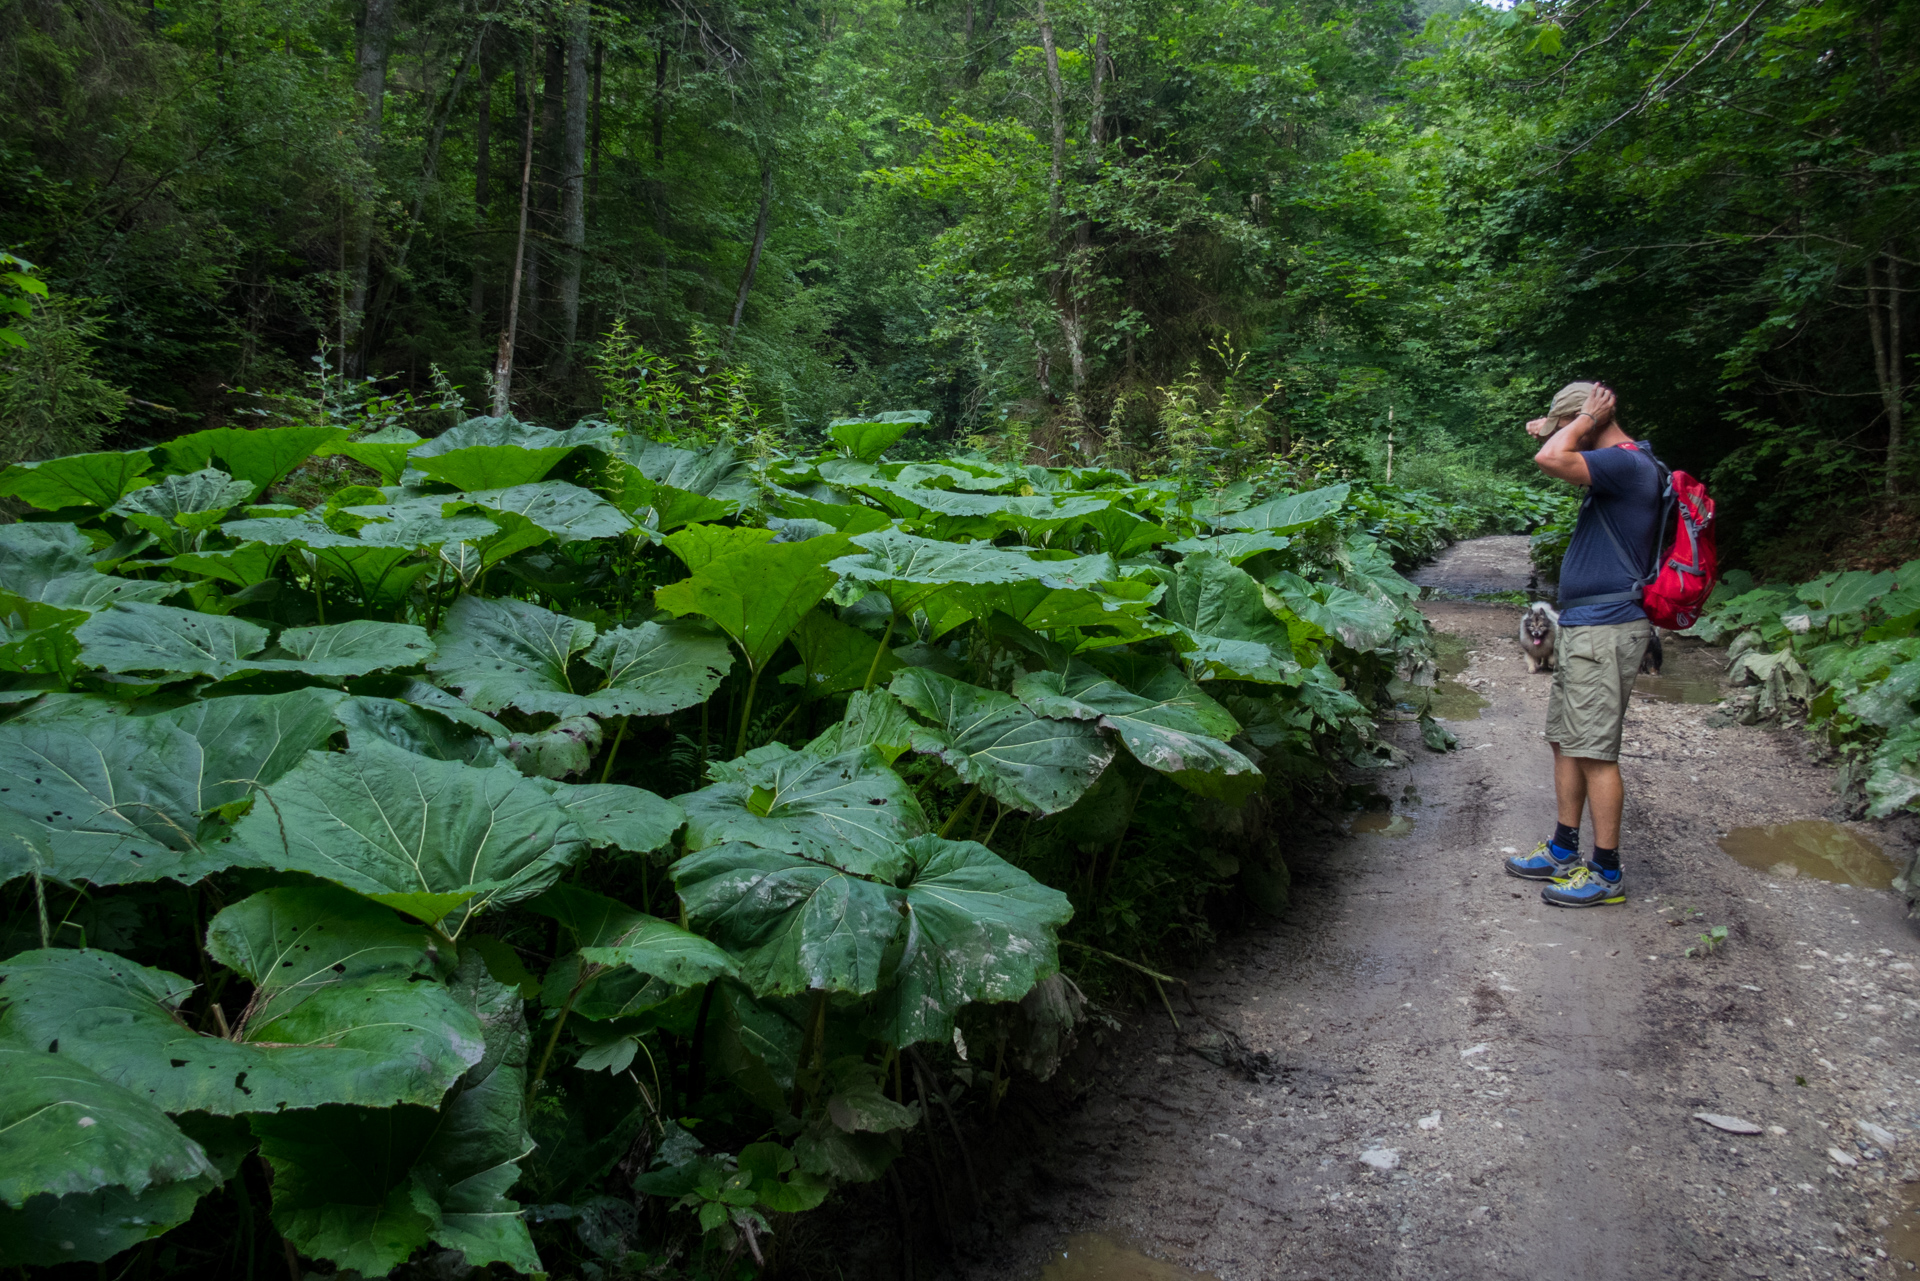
[1532,385,1617,486]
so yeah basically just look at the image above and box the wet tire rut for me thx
[944,537,1920,1281]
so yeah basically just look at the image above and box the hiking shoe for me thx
[1504,840,1579,881]
[1541,863,1627,908]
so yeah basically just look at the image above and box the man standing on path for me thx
[1503,382,1664,907]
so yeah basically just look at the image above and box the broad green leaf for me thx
[654,535,854,672]
[0,688,343,886]
[460,481,631,543]
[312,543,433,609]
[111,467,254,531]
[256,619,435,678]
[412,444,573,491]
[1012,658,1259,800]
[1160,553,1297,683]
[168,542,285,587]
[0,945,483,1116]
[232,739,588,935]
[868,836,1073,1045]
[0,523,95,596]
[780,608,898,698]
[528,883,738,986]
[621,439,752,499]
[1266,572,1398,652]
[828,528,1052,616]
[804,688,917,765]
[608,464,737,530]
[0,1047,220,1207]
[828,412,926,461]
[774,490,892,534]
[349,511,501,549]
[0,1178,214,1266]
[579,621,734,716]
[501,715,602,780]
[1164,530,1293,564]
[371,891,478,925]
[0,451,153,511]
[680,744,927,872]
[11,570,178,613]
[538,780,684,854]
[252,947,538,1276]
[427,595,596,714]
[1220,482,1350,532]
[218,514,361,549]
[662,523,776,572]
[75,601,269,679]
[159,426,349,496]
[889,668,1113,815]
[331,694,508,768]
[320,426,421,485]
[415,415,615,455]
[673,841,904,997]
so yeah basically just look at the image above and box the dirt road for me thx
[952,536,1920,1281]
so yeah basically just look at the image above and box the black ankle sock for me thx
[1591,845,1620,873]
[1552,822,1580,853]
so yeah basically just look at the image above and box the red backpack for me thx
[1562,443,1719,630]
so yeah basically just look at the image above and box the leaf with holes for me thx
[679,744,926,872]
[427,595,596,715]
[889,668,1113,815]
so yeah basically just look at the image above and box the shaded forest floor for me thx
[917,536,1920,1281]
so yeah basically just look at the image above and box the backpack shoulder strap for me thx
[1559,444,1673,610]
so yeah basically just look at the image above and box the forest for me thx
[0,0,1914,1275]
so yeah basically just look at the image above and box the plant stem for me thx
[599,716,629,783]
[789,987,828,1116]
[860,608,898,692]
[1059,939,1186,987]
[938,785,980,838]
[733,661,762,758]
[528,979,587,1108]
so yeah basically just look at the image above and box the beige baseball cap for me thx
[1548,381,1597,420]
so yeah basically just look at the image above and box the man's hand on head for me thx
[1582,384,1617,428]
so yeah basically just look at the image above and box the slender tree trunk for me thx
[470,75,492,328]
[1034,0,1084,393]
[345,0,400,375]
[1089,27,1109,149]
[1867,249,1907,494]
[653,37,670,277]
[729,158,774,336]
[365,28,485,356]
[552,1,590,378]
[589,39,603,203]
[493,69,538,417]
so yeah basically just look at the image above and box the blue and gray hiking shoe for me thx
[1541,863,1627,908]
[1504,840,1579,881]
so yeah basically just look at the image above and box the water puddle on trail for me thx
[1035,1234,1220,1281]
[1426,632,1488,721]
[1888,1180,1920,1269]
[1350,813,1415,837]
[1717,821,1897,889]
[1633,638,1725,705]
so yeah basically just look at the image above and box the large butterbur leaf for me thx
[0,688,343,886]
[828,411,927,461]
[654,534,854,673]
[0,1047,221,1263]
[780,608,899,697]
[257,619,435,677]
[0,932,482,1116]
[459,481,631,543]
[232,739,588,934]
[679,744,927,871]
[1013,657,1260,801]
[320,426,421,485]
[110,468,255,545]
[75,602,270,679]
[0,450,153,511]
[159,426,349,497]
[252,952,540,1277]
[411,444,574,491]
[527,882,738,1019]
[828,529,1050,615]
[0,522,176,615]
[1266,571,1399,652]
[889,668,1113,815]
[1219,482,1350,533]
[1159,553,1299,683]
[868,835,1073,1045]
[428,595,731,718]
[538,780,684,854]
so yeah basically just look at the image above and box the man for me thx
[1502,381,1663,907]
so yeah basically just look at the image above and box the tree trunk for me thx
[365,27,485,358]
[1034,0,1084,393]
[345,0,400,375]
[493,69,538,417]
[653,37,670,278]
[470,75,492,328]
[1867,249,1906,495]
[589,39,603,203]
[1089,27,1109,150]
[551,0,590,378]
[729,157,774,336]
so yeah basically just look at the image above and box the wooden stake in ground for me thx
[492,56,538,418]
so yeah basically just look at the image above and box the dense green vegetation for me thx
[0,405,1537,1275]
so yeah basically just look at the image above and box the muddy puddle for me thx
[1350,813,1414,837]
[1633,637,1724,705]
[1426,632,1489,721]
[1717,820,1897,889]
[1035,1234,1218,1280]
[1889,1181,1920,1268]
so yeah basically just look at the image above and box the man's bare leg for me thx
[1575,757,1623,849]
[1552,743,1586,830]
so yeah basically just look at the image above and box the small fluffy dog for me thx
[1519,601,1559,673]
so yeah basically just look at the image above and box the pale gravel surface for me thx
[940,536,1920,1281]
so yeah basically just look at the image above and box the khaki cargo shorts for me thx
[1546,619,1652,762]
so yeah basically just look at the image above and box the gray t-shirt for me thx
[1557,442,1663,627]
